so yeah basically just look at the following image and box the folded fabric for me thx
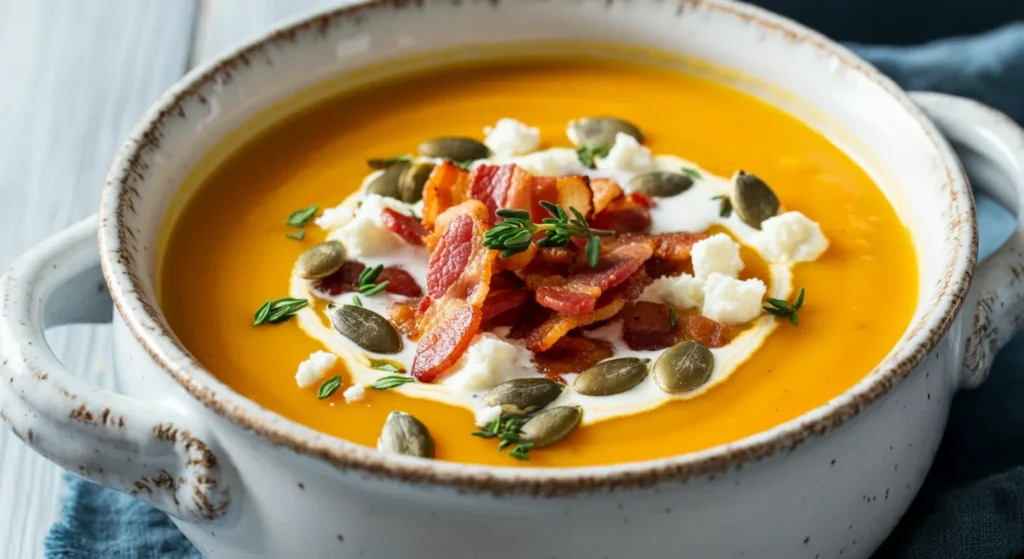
[45,23,1024,559]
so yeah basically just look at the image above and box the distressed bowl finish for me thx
[3,1,1024,558]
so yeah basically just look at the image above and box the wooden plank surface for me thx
[0,1,197,556]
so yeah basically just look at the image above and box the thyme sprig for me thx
[471,416,534,460]
[317,375,342,399]
[711,195,733,218]
[252,297,308,326]
[576,142,610,169]
[357,264,389,296]
[482,202,613,267]
[370,375,415,390]
[286,205,319,228]
[763,287,805,325]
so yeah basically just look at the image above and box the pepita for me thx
[520,406,582,448]
[399,160,435,204]
[484,378,564,417]
[732,170,780,228]
[366,163,408,199]
[418,137,490,161]
[294,240,346,280]
[327,304,403,354]
[574,357,650,396]
[653,341,714,394]
[628,172,693,198]
[567,117,644,150]
[377,411,434,458]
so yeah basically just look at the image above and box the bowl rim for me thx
[97,0,977,496]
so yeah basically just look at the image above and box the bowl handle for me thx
[912,92,1024,388]
[0,216,231,522]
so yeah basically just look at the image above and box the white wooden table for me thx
[0,2,343,555]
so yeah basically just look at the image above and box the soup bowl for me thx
[3,1,1024,557]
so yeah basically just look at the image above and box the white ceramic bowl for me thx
[3,1,1024,557]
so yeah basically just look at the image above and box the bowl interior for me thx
[98,0,974,485]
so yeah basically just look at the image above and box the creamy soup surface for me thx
[160,56,918,467]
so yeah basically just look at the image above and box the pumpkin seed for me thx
[377,411,434,458]
[574,357,650,396]
[327,304,403,354]
[628,172,693,198]
[484,378,564,417]
[653,341,714,394]
[418,137,490,161]
[294,240,346,280]
[399,160,435,204]
[366,163,408,199]
[567,117,644,150]
[520,406,582,448]
[732,170,779,229]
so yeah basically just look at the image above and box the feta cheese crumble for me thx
[343,383,366,403]
[295,351,338,388]
[596,132,653,174]
[315,199,357,230]
[484,118,540,155]
[444,334,535,391]
[475,405,503,427]
[702,273,767,325]
[691,233,745,280]
[754,211,829,263]
[332,194,417,258]
[640,273,704,310]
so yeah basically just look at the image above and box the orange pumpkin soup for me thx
[160,57,917,467]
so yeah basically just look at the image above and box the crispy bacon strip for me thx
[621,301,677,351]
[591,194,652,233]
[412,200,496,381]
[481,272,530,322]
[422,161,470,228]
[680,315,731,348]
[381,207,428,246]
[534,241,655,315]
[590,178,623,215]
[532,336,614,381]
[530,176,593,221]
[470,164,533,223]
[388,301,419,338]
[519,269,651,352]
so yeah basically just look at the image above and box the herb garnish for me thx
[483,202,613,267]
[357,264,389,296]
[576,143,610,169]
[352,295,363,307]
[763,287,805,325]
[252,297,308,326]
[286,205,319,228]
[370,375,415,390]
[683,167,703,180]
[367,155,412,169]
[369,358,404,373]
[471,416,534,460]
[317,375,342,399]
[669,308,678,327]
[285,230,306,241]
[711,195,733,218]
[455,159,477,170]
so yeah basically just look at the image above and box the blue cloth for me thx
[45,23,1024,559]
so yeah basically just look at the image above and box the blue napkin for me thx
[45,24,1024,559]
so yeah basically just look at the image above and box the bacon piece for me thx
[412,201,496,381]
[590,178,623,215]
[591,195,652,233]
[377,267,423,297]
[532,336,614,380]
[469,164,533,223]
[424,199,490,252]
[311,261,365,296]
[413,303,481,382]
[616,231,708,278]
[495,243,538,272]
[520,269,651,352]
[629,192,654,209]
[481,272,530,322]
[680,315,730,348]
[381,207,428,246]
[388,301,419,338]
[422,161,470,228]
[622,301,677,351]
[534,242,654,315]
[530,176,593,221]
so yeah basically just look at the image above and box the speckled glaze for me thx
[2,1,1024,557]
